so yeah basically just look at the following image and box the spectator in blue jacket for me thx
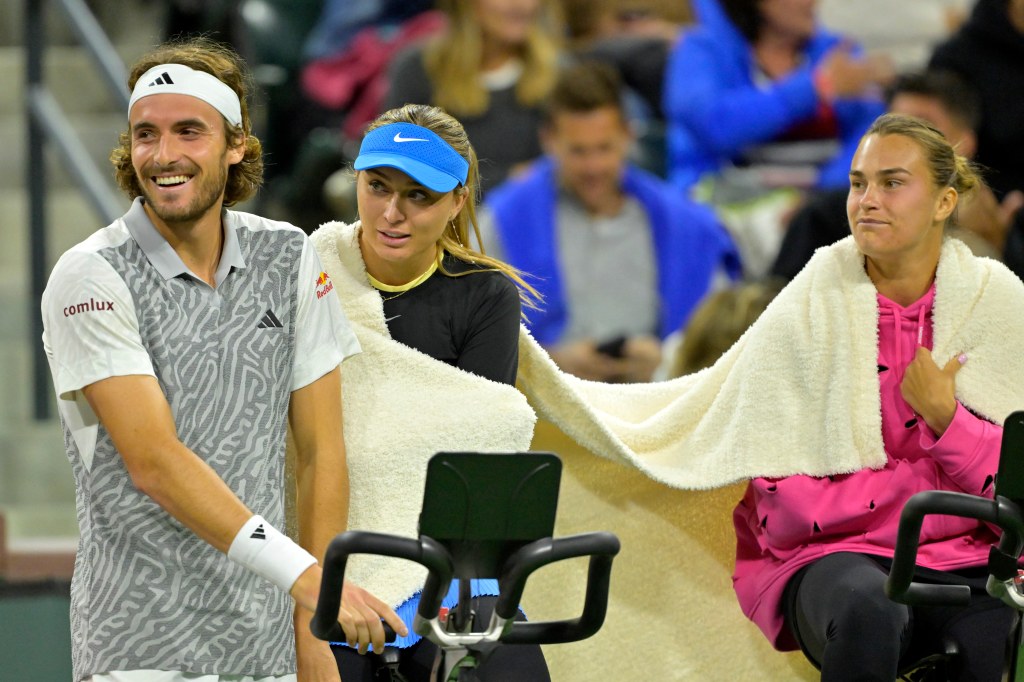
[482,61,740,382]
[662,0,889,195]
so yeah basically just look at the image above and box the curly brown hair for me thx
[110,37,263,206]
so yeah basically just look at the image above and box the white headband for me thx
[129,63,242,127]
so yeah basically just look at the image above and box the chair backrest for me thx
[311,451,619,647]
[418,452,561,578]
[995,411,1024,505]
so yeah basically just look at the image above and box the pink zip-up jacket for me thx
[733,284,1004,649]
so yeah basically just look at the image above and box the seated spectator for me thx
[771,70,1024,281]
[301,1,442,143]
[382,0,563,195]
[929,0,1024,200]
[661,0,891,277]
[482,61,740,383]
[292,2,442,229]
[662,0,890,194]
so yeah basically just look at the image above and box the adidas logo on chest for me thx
[257,309,283,329]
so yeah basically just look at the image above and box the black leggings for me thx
[332,596,551,682]
[783,552,1017,682]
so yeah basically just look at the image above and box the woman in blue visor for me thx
[307,103,549,682]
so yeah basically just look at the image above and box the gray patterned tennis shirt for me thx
[41,198,359,680]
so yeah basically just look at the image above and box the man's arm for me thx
[290,367,348,572]
[289,367,346,680]
[82,373,319,613]
[82,373,253,551]
[289,367,407,660]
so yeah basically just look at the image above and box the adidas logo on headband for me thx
[129,63,242,127]
[147,72,175,87]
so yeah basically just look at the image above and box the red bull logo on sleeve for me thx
[315,271,334,299]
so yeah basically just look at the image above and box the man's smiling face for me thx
[129,93,243,229]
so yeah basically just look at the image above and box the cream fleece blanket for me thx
[312,221,1024,608]
[311,222,536,608]
[518,236,1024,489]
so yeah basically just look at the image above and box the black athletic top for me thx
[380,253,522,385]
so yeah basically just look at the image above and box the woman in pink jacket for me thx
[733,113,1017,681]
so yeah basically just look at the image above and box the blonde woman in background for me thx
[383,0,562,194]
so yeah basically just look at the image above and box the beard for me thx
[138,154,230,226]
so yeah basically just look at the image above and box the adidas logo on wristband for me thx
[229,515,316,593]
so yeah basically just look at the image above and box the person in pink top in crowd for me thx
[733,113,1019,681]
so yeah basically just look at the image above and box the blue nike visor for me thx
[354,122,470,192]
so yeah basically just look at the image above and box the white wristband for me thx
[227,515,317,593]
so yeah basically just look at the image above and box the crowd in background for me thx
[160,0,1024,380]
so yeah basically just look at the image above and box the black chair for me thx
[886,411,1024,681]
[310,452,621,681]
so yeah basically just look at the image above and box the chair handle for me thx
[885,491,1024,607]
[496,531,621,644]
[310,531,453,642]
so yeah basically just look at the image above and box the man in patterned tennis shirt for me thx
[40,38,405,682]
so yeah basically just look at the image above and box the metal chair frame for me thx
[310,452,621,681]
